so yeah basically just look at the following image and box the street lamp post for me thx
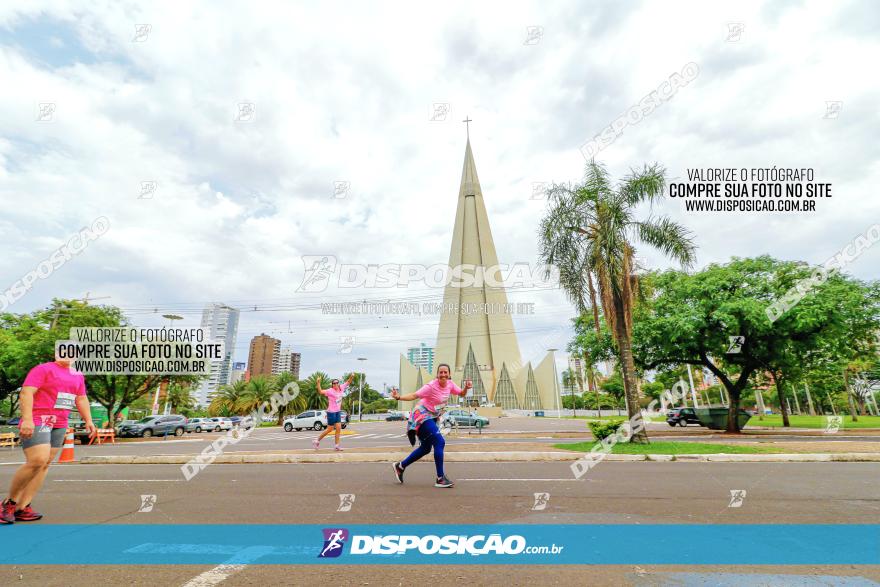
[357,357,367,421]
[159,314,183,415]
[548,348,561,417]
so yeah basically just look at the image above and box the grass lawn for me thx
[554,440,783,455]
[748,414,880,429]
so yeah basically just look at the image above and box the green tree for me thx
[634,257,880,431]
[210,380,248,416]
[540,162,696,442]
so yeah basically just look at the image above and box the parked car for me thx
[186,417,214,433]
[385,411,406,421]
[118,415,187,437]
[666,407,702,427]
[7,417,20,426]
[208,417,232,432]
[229,416,256,429]
[441,409,489,428]
[283,410,348,431]
[340,411,350,424]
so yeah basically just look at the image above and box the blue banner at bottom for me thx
[1,525,877,565]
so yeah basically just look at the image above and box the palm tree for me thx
[298,371,330,410]
[235,376,279,415]
[166,382,197,414]
[209,380,247,416]
[540,161,696,443]
[274,371,308,424]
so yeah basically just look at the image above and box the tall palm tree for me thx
[166,382,197,415]
[298,371,330,410]
[540,161,696,443]
[209,379,248,416]
[235,376,279,415]
[274,371,308,424]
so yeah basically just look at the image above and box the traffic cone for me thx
[58,429,75,463]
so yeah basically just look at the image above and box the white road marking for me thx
[458,478,580,482]
[181,564,246,587]
[53,479,182,482]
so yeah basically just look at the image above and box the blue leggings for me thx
[400,418,445,478]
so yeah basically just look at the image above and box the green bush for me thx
[588,418,626,441]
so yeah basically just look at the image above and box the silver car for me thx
[186,418,214,433]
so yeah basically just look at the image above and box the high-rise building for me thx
[248,334,280,378]
[276,346,301,379]
[399,137,558,411]
[406,343,434,374]
[196,303,240,406]
[230,362,247,384]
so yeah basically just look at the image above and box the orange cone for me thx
[58,428,75,463]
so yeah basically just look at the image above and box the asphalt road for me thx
[3,418,875,465]
[1,461,878,585]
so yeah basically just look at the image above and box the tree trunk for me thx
[755,389,765,420]
[611,293,647,443]
[842,370,859,422]
[776,375,790,428]
[726,389,741,433]
[804,382,816,416]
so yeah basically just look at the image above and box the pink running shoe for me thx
[334,445,344,451]
[313,438,320,450]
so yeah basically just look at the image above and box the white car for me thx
[209,417,233,431]
[283,410,347,431]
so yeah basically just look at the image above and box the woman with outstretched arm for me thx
[390,364,471,488]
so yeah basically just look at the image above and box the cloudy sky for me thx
[1,0,878,389]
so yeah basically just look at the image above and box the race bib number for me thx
[53,392,76,411]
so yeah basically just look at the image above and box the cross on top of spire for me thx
[463,116,472,139]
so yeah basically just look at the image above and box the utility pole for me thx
[357,357,367,421]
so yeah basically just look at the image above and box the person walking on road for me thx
[314,374,354,451]
[390,364,471,488]
[2,358,96,525]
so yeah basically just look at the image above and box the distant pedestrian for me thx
[314,374,354,451]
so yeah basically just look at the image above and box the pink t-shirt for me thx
[415,379,465,412]
[22,361,87,429]
[322,383,348,412]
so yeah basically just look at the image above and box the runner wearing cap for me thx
[2,359,96,524]
[314,374,354,451]
[390,364,471,488]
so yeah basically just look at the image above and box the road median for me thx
[77,451,880,465]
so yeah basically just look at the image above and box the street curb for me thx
[76,452,880,465]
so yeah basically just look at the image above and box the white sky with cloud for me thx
[1,0,878,389]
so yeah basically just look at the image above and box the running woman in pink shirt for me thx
[2,359,96,524]
[314,374,354,451]
[390,364,471,488]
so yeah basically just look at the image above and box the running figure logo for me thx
[825,415,843,434]
[297,255,337,293]
[728,490,747,508]
[531,492,550,511]
[337,494,355,512]
[138,495,157,513]
[318,528,349,558]
[727,336,745,354]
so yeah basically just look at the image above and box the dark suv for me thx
[118,415,187,437]
[666,407,702,427]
